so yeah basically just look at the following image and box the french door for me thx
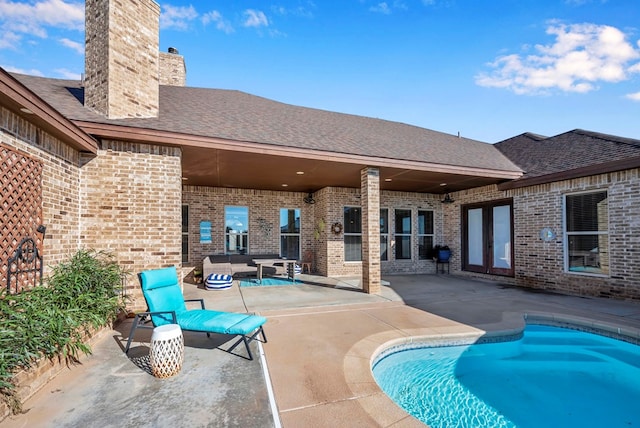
[463,199,514,276]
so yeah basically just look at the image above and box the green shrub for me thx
[0,249,127,414]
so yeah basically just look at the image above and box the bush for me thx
[0,249,127,414]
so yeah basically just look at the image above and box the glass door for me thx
[463,200,513,276]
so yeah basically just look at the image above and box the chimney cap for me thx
[168,47,179,54]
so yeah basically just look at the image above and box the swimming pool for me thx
[372,324,640,427]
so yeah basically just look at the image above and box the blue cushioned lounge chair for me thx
[125,266,267,360]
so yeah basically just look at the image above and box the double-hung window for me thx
[418,210,434,260]
[280,208,301,259]
[395,209,412,260]
[564,191,609,275]
[225,206,248,254]
[344,206,362,262]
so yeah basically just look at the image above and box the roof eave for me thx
[75,120,524,181]
[498,155,640,190]
[0,69,98,153]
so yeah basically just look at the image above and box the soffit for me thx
[181,145,509,193]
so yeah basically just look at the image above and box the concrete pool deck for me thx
[3,274,640,427]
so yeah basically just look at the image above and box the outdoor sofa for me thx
[202,254,287,279]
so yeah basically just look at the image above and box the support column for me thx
[361,167,381,294]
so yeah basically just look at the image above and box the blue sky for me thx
[1,0,639,142]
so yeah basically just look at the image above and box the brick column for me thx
[361,167,381,294]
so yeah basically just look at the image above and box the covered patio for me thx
[4,274,640,427]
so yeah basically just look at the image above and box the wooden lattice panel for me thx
[1,144,43,292]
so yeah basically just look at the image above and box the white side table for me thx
[149,324,184,378]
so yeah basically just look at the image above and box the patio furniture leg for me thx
[125,313,144,354]
[225,326,267,360]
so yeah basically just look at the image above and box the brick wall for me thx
[453,170,640,300]
[181,185,448,278]
[80,140,182,309]
[182,186,316,269]
[1,106,82,275]
[379,190,444,276]
[322,187,362,277]
[84,0,160,119]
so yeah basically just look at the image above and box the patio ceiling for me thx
[181,145,515,194]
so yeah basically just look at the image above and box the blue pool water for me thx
[372,325,640,428]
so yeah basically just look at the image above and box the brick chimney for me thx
[159,47,186,86]
[84,0,160,119]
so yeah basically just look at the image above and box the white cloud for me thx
[369,1,410,15]
[625,92,640,101]
[0,30,21,49]
[476,23,640,95]
[160,4,198,30]
[34,0,83,27]
[54,67,80,80]
[1,64,44,76]
[271,3,315,18]
[202,10,234,34]
[0,0,83,48]
[59,37,82,54]
[243,9,269,28]
[370,2,391,14]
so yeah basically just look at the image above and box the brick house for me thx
[2,0,639,306]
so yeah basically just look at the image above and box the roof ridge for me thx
[568,129,640,147]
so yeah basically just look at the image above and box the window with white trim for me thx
[380,208,389,261]
[344,206,362,262]
[564,191,609,275]
[418,210,434,260]
[225,206,248,254]
[395,209,412,260]
[280,208,301,259]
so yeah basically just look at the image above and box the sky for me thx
[1,0,639,143]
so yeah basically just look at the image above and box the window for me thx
[182,204,189,263]
[280,208,301,259]
[380,208,389,261]
[395,209,412,260]
[565,191,608,275]
[225,206,248,254]
[344,207,362,261]
[418,210,434,260]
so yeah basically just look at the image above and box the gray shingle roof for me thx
[495,130,640,179]
[12,73,521,174]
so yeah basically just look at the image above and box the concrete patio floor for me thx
[3,274,640,427]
